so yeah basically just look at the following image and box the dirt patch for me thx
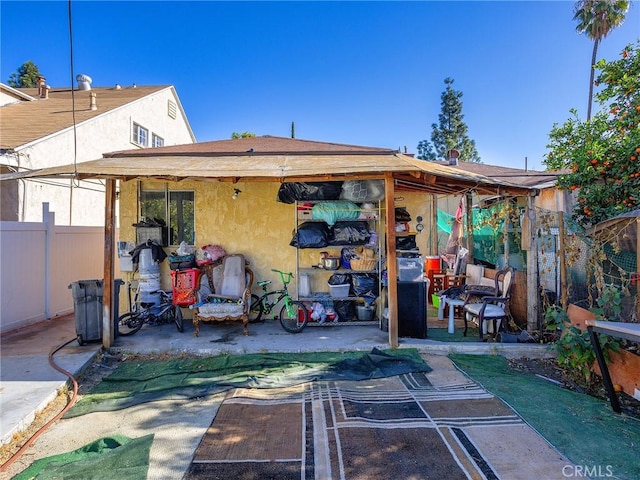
[508,357,640,419]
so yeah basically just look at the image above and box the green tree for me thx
[545,41,639,228]
[573,0,629,120]
[231,131,256,139]
[417,78,480,163]
[7,60,42,88]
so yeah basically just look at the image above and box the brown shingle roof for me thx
[0,85,170,150]
[104,135,396,157]
[435,161,562,187]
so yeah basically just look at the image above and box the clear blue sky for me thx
[1,1,638,170]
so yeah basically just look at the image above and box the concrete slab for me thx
[1,313,554,448]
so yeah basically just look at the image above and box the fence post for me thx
[43,202,54,320]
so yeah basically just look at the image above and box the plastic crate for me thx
[171,268,201,306]
[136,226,168,246]
[329,283,350,298]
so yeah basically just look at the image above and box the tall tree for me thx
[417,77,480,163]
[573,0,629,120]
[7,60,42,88]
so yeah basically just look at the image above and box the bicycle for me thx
[250,269,309,333]
[117,289,184,336]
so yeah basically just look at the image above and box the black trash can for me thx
[69,279,124,345]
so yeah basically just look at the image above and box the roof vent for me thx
[76,74,92,91]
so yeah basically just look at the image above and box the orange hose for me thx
[0,338,80,472]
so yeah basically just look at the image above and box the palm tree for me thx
[573,0,629,120]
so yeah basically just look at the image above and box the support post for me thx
[526,196,539,334]
[103,179,116,348]
[385,173,398,348]
[557,211,568,310]
[465,192,474,263]
[42,203,53,319]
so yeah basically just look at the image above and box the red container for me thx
[424,255,441,274]
[171,268,201,307]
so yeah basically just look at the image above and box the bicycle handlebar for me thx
[270,269,294,284]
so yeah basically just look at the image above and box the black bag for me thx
[290,222,330,248]
[396,235,417,250]
[395,207,412,222]
[351,273,379,299]
[334,300,356,322]
[277,182,343,203]
[329,221,371,245]
[328,273,352,285]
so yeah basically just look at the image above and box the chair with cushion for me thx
[192,254,253,336]
[462,266,515,340]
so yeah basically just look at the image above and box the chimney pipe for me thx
[37,76,46,97]
[90,92,97,111]
[447,148,460,166]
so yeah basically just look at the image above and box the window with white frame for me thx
[132,122,148,147]
[152,133,164,147]
[139,182,195,245]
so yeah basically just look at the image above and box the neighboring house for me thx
[0,78,195,225]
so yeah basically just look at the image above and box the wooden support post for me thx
[557,211,568,310]
[431,194,438,255]
[103,179,116,348]
[385,173,398,348]
[465,192,474,263]
[526,196,539,334]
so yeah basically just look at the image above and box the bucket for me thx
[356,305,375,321]
[425,255,441,274]
[299,274,311,297]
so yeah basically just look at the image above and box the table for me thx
[585,320,640,413]
[437,295,465,334]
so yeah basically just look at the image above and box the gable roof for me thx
[0,85,194,150]
[104,135,396,157]
[1,135,537,196]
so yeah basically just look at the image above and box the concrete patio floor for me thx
[1,311,554,448]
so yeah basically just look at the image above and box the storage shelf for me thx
[299,267,378,274]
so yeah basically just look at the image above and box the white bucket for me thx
[299,273,311,297]
[138,248,160,274]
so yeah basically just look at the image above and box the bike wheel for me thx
[279,301,308,333]
[118,312,144,336]
[174,305,184,332]
[249,294,264,323]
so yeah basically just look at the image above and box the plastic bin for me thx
[69,279,124,345]
[397,257,424,282]
[329,283,350,298]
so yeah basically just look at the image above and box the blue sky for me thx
[1,1,638,170]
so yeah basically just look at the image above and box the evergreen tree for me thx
[417,77,480,163]
[7,61,42,88]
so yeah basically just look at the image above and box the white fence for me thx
[0,204,104,334]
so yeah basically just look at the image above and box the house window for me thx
[132,122,148,147]
[152,134,164,147]
[139,183,195,245]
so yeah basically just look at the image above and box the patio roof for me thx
[1,136,536,196]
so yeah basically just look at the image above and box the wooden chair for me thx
[192,254,253,336]
[463,266,515,340]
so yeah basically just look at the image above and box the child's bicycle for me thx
[250,269,309,333]
[117,289,184,336]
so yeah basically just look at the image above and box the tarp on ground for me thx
[66,348,431,417]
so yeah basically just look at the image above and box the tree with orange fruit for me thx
[545,41,639,228]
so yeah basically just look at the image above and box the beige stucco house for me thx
[0,79,195,225]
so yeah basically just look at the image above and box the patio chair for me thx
[462,266,515,340]
[192,254,254,336]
